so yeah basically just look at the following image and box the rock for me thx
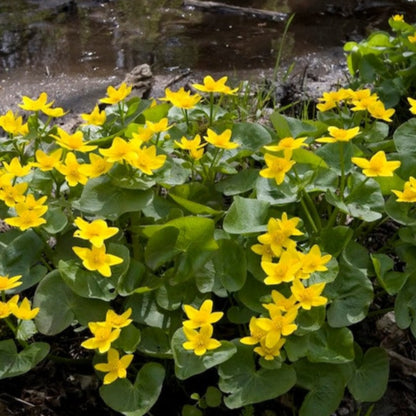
[121,63,153,99]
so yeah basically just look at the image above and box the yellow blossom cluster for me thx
[316,88,395,122]
[181,299,223,356]
[0,274,39,321]
[392,176,416,203]
[82,308,134,384]
[244,212,330,360]
[72,217,122,277]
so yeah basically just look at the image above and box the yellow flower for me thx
[0,110,29,136]
[183,299,223,329]
[104,308,133,329]
[256,308,298,348]
[42,106,67,118]
[259,154,295,185]
[33,149,63,172]
[4,194,48,231]
[204,128,239,150]
[263,290,299,314]
[19,92,53,112]
[192,75,238,94]
[257,213,303,257]
[254,337,286,361]
[392,177,416,202]
[262,249,301,285]
[79,153,113,178]
[367,101,395,122]
[300,245,332,276]
[175,134,207,160]
[0,298,14,319]
[99,137,135,163]
[316,89,351,112]
[128,145,166,175]
[251,242,274,262]
[408,33,416,43]
[350,95,379,112]
[392,14,404,21]
[182,324,221,356]
[145,118,171,134]
[264,136,307,158]
[131,126,154,143]
[352,151,401,177]
[316,126,360,143]
[160,87,201,110]
[10,297,39,320]
[73,244,123,277]
[51,128,97,152]
[0,181,28,207]
[73,217,119,248]
[407,97,416,115]
[81,105,107,126]
[99,82,132,105]
[3,157,32,177]
[0,274,22,291]
[290,279,327,310]
[240,316,268,346]
[56,152,89,187]
[81,322,121,353]
[94,348,134,385]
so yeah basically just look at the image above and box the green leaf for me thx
[213,239,247,292]
[292,148,328,168]
[395,273,416,337]
[100,362,165,416]
[385,195,416,226]
[172,328,236,380]
[371,253,408,295]
[145,227,181,270]
[236,273,270,313]
[218,341,296,409]
[112,324,141,353]
[0,340,50,379]
[215,169,259,196]
[394,118,416,155]
[307,324,355,364]
[16,320,37,342]
[182,405,203,416]
[0,230,46,292]
[326,243,373,327]
[232,122,272,151]
[74,176,153,220]
[205,386,222,407]
[319,226,353,257]
[255,176,298,205]
[169,193,223,215]
[223,196,269,234]
[117,259,148,296]
[295,360,348,416]
[347,347,389,402]
[137,327,172,359]
[34,270,107,335]
[42,205,68,234]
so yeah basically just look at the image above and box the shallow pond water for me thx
[1,0,416,77]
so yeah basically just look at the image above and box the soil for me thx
[1,54,416,416]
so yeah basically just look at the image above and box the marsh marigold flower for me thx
[19,92,53,112]
[259,154,295,185]
[99,82,132,105]
[3,157,32,178]
[0,274,22,291]
[104,308,133,329]
[175,134,206,160]
[79,153,113,178]
[129,145,167,175]
[240,316,268,346]
[352,151,401,177]
[73,244,123,277]
[81,105,107,126]
[9,296,39,320]
[254,337,286,361]
[264,136,307,159]
[74,217,119,248]
[367,101,395,122]
[56,152,89,187]
[290,279,327,310]
[51,128,97,152]
[5,194,48,231]
[81,322,121,353]
[99,137,135,163]
[33,149,63,172]
[94,348,134,385]
[0,110,29,136]
[204,128,239,150]
[392,177,416,202]
[408,97,416,115]
[299,245,332,276]
[262,249,302,285]
[316,126,360,143]
[183,299,223,329]
[193,75,238,95]
[160,87,201,110]
[182,324,221,356]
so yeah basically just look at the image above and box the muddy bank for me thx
[0,48,348,120]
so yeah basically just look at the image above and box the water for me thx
[1,0,415,78]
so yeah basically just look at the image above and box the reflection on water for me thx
[0,0,415,76]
